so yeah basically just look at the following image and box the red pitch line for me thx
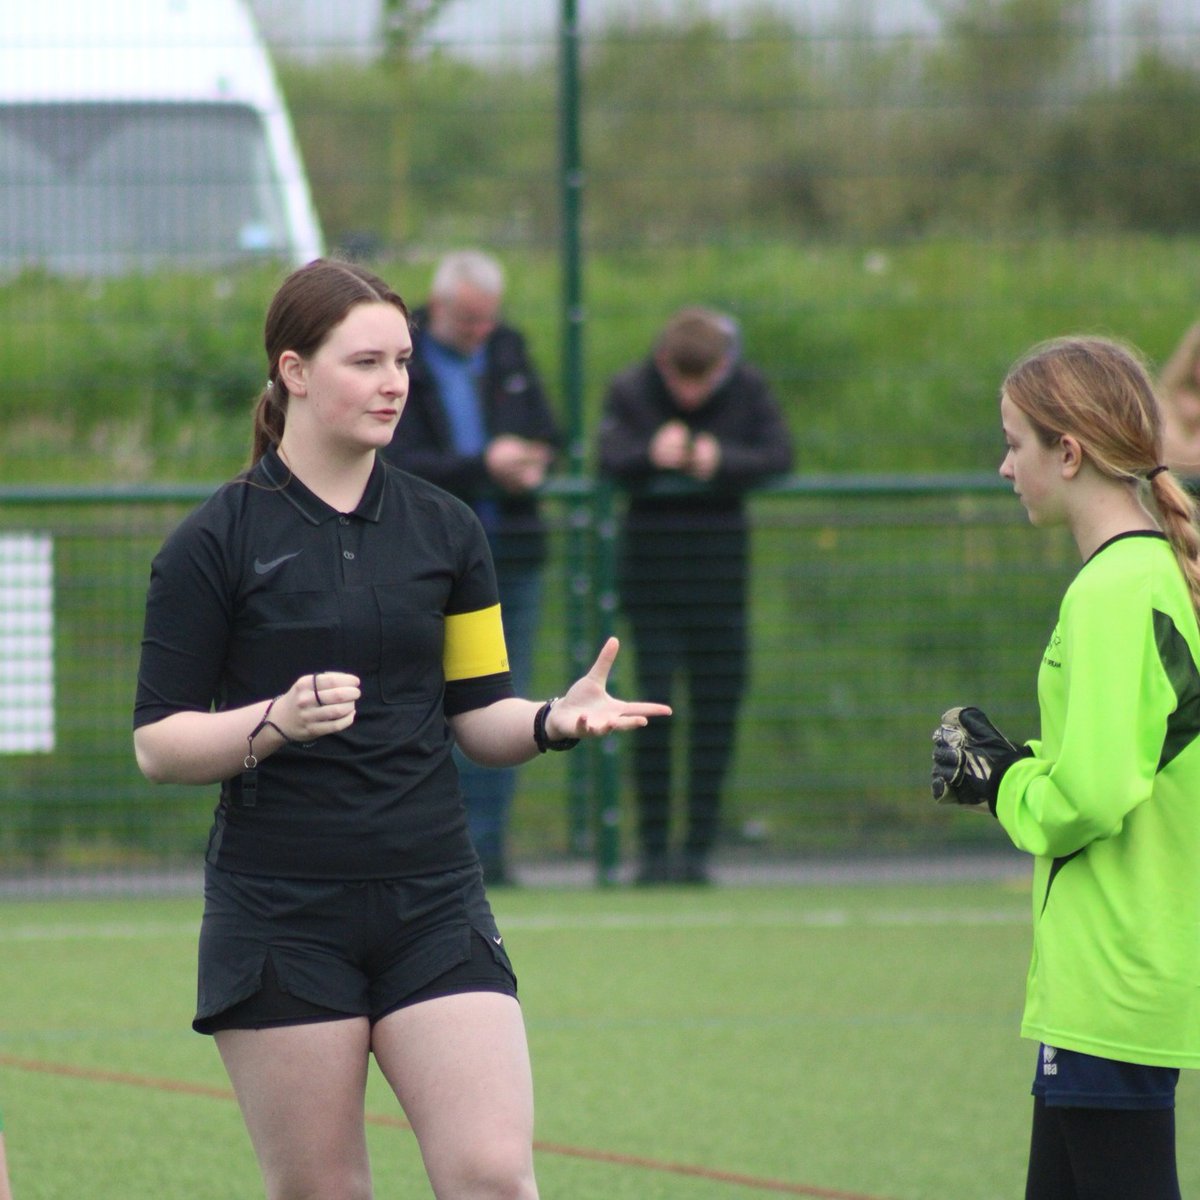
[528,1139,894,1199]
[0,1053,895,1200]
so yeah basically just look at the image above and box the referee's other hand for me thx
[279,670,361,741]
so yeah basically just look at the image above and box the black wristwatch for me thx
[533,698,581,752]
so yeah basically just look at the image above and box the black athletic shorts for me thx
[194,862,517,1034]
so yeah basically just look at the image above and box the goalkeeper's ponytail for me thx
[1004,336,1200,624]
[1147,469,1200,621]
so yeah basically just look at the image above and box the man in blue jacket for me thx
[384,250,562,885]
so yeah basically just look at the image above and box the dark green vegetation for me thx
[4,234,1199,483]
[282,0,1200,253]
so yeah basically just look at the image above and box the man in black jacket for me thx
[384,250,561,885]
[598,308,793,884]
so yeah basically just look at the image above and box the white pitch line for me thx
[0,920,199,942]
[0,907,1028,944]
[496,907,1027,932]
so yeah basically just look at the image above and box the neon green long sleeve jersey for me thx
[996,531,1200,1068]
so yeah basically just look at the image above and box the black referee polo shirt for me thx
[135,448,514,879]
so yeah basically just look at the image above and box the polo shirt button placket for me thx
[337,516,359,583]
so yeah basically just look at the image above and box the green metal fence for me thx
[0,475,1077,886]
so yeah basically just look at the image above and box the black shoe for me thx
[634,855,671,886]
[675,855,713,886]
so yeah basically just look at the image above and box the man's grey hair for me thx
[430,249,505,300]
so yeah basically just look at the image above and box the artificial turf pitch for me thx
[1,876,1196,1199]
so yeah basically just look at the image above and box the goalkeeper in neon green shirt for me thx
[932,336,1200,1200]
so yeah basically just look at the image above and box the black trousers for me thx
[624,591,747,861]
[1024,1096,1180,1200]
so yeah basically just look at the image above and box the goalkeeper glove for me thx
[931,706,1030,812]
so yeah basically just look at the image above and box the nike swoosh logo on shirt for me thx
[253,551,302,575]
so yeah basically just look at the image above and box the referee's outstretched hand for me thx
[547,637,672,742]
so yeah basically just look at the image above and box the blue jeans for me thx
[457,560,542,870]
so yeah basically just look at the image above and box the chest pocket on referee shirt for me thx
[373,584,445,705]
[238,590,340,698]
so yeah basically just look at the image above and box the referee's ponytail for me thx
[251,376,286,465]
[1004,335,1200,623]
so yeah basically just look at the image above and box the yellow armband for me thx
[444,604,509,682]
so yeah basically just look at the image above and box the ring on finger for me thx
[312,672,324,706]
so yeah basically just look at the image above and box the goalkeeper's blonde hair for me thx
[1003,335,1200,621]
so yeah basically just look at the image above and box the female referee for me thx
[931,336,1200,1199]
[133,257,669,1200]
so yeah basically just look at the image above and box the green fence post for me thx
[557,0,592,860]
[592,477,622,884]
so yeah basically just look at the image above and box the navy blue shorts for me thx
[1032,1044,1180,1111]
[194,863,516,1034]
